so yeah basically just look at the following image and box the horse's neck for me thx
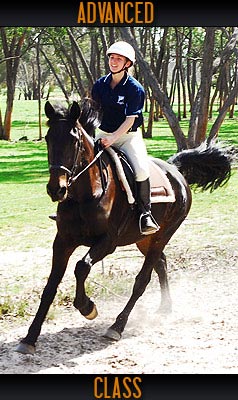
[82,128,95,148]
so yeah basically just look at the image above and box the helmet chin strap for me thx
[110,66,128,75]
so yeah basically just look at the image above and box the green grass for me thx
[1,96,238,145]
[0,99,48,141]
[0,140,48,183]
[183,170,238,250]
[0,139,57,251]
[0,99,238,252]
[144,114,238,160]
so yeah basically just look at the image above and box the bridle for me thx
[48,119,105,188]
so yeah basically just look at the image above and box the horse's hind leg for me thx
[104,250,157,341]
[154,252,172,314]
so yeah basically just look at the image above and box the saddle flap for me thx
[105,147,176,204]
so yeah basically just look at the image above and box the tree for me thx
[119,27,187,150]
[0,27,28,140]
[119,27,238,151]
[1,26,238,145]
[188,28,215,147]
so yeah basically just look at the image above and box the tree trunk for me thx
[119,27,187,151]
[0,108,3,138]
[4,102,13,141]
[208,79,238,143]
[40,48,70,102]
[99,28,109,74]
[0,27,26,140]
[66,28,94,92]
[59,38,86,97]
[36,38,42,140]
[188,28,215,147]
[144,96,155,138]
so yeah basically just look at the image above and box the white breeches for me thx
[95,128,150,181]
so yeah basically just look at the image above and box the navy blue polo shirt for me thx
[92,72,145,132]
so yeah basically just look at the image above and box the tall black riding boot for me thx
[136,178,160,235]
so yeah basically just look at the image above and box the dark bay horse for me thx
[16,99,233,355]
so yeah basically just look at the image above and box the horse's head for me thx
[45,101,81,202]
[45,99,101,202]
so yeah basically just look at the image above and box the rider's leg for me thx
[118,130,159,235]
[136,178,159,235]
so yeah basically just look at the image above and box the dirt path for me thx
[1,236,238,374]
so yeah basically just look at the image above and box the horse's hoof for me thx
[85,304,98,320]
[15,342,35,355]
[103,328,121,341]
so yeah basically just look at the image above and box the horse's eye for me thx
[71,127,78,138]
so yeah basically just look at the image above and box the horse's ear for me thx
[69,101,81,121]
[45,101,55,118]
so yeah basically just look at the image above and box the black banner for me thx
[0,2,238,26]
[1,374,238,400]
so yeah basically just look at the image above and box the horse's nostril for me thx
[57,186,67,198]
[46,184,67,201]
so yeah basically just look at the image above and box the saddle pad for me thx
[149,160,176,203]
[105,147,175,204]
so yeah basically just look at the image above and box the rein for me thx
[68,147,104,187]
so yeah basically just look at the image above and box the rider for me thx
[91,41,159,235]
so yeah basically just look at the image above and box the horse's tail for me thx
[168,140,237,192]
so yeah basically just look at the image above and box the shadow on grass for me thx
[0,137,178,184]
[0,142,49,184]
[12,120,40,129]
[0,159,49,183]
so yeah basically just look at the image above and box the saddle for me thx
[103,145,176,205]
[94,140,175,204]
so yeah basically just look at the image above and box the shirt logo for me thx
[117,95,125,105]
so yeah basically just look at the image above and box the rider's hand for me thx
[100,135,115,148]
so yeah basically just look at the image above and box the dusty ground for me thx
[0,219,238,375]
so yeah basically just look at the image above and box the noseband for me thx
[48,120,104,187]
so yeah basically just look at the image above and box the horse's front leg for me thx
[73,237,115,319]
[15,234,75,355]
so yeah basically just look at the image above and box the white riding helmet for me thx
[106,41,136,65]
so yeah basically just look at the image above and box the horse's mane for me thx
[46,97,102,137]
[78,97,102,136]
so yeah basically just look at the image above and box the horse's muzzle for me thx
[46,181,67,202]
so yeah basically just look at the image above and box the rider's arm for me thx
[101,116,136,148]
